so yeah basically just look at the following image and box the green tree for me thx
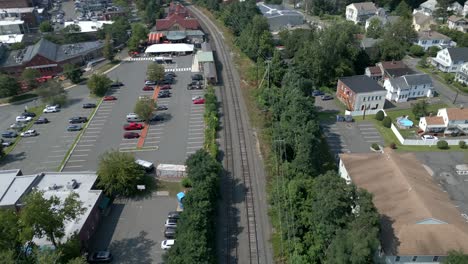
[87,74,112,96]
[19,191,85,248]
[62,24,81,34]
[63,64,83,84]
[0,209,20,251]
[58,235,82,263]
[375,110,385,121]
[382,116,392,128]
[409,45,425,57]
[445,250,468,263]
[39,21,53,32]
[103,34,115,61]
[427,46,441,57]
[134,98,155,122]
[67,257,88,264]
[366,17,383,38]
[113,0,128,8]
[10,42,26,50]
[378,18,417,60]
[97,150,146,196]
[36,248,62,264]
[412,100,428,119]
[0,250,16,264]
[459,141,467,149]
[35,80,68,106]
[393,0,412,18]
[0,74,21,98]
[0,142,4,158]
[21,68,41,88]
[433,0,451,22]
[127,23,148,52]
[437,140,449,149]
[418,55,429,68]
[146,63,165,81]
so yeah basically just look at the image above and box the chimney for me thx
[460,104,464,109]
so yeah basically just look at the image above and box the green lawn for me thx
[156,180,183,197]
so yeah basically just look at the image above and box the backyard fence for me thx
[345,109,382,116]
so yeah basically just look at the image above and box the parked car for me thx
[165,71,176,77]
[1,140,13,147]
[20,129,38,137]
[69,117,88,124]
[16,116,32,122]
[321,95,333,100]
[46,104,61,109]
[158,93,170,98]
[421,135,438,140]
[22,112,36,117]
[312,90,324,96]
[157,105,168,111]
[142,86,154,91]
[191,74,203,81]
[158,79,173,85]
[124,123,144,130]
[145,80,156,85]
[161,239,175,250]
[34,117,49,124]
[43,106,60,113]
[164,227,176,239]
[192,95,203,101]
[2,131,18,138]
[110,81,123,87]
[167,211,180,220]
[103,96,117,101]
[187,83,203,90]
[139,95,150,100]
[83,103,96,108]
[124,132,140,139]
[160,84,171,90]
[88,251,113,263]
[193,98,205,104]
[67,125,82,131]
[165,218,177,228]
[10,122,26,130]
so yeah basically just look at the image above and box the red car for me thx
[160,84,171,90]
[124,123,144,130]
[143,86,154,91]
[123,132,140,139]
[193,98,205,104]
[103,96,117,101]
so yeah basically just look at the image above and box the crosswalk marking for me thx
[165,67,191,72]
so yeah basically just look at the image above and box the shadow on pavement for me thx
[0,151,27,165]
[109,230,156,264]
[65,97,84,108]
[89,203,125,252]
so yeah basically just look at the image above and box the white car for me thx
[10,122,26,129]
[16,116,32,122]
[20,129,38,137]
[192,95,203,101]
[165,218,177,228]
[145,80,156,85]
[161,239,175,250]
[43,106,60,113]
[421,135,438,140]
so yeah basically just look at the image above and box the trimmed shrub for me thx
[459,140,467,149]
[371,143,379,150]
[437,140,449,150]
[375,110,385,121]
[382,116,392,128]
[181,177,192,188]
[390,143,397,149]
[409,45,425,57]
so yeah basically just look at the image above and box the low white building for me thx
[455,62,468,85]
[345,2,378,24]
[447,16,468,33]
[432,47,468,73]
[414,30,453,50]
[64,20,114,33]
[419,107,468,134]
[383,73,433,102]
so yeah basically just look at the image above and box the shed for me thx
[156,164,186,178]
[197,51,214,63]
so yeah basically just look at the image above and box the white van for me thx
[126,113,143,122]
[135,159,154,172]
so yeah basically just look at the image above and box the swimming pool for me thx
[397,117,413,127]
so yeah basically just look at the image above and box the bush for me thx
[390,142,397,149]
[371,143,379,150]
[409,45,425,57]
[437,140,449,149]
[375,110,385,121]
[459,140,467,149]
[181,178,192,188]
[382,116,392,128]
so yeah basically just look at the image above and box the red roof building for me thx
[168,2,190,17]
[156,13,200,31]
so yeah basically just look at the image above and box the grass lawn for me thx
[156,180,183,197]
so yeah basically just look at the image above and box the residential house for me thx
[383,73,433,102]
[0,169,106,249]
[464,0,468,16]
[257,2,305,32]
[414,30,452,50]
[339,150,468,263]
[455,62,468,85]
[365,14,399,31]
[419,107,468,134]
[413,0,438,16]
[412,12,435,32]
[336,75,387,111]
[448,1,464,15]
[447,16,468,33]
[0,38,104,77]
[431,47,468,72]
[365,60,415,81]
[345,2,378,24]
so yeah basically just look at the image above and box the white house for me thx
[455,62,468,85]
[414,30,453,50]
[447,16,468,33]
[419,107,468,134]
[464,0,468,16]
[448,1,464,15]
[432,47,468,72]
[345,2,378,24]
[412,12,435,32]
[413,0,438,16]
[383,73,433,102]
[339,151,468,264]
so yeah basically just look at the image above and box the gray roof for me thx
[201,42,212,52]
[339,75,385,93]
[417,31,451,41]
[23,38,57,62]
[257,2,304,19]
[413,13,432,25]
[390,74,432,90]
[447,47,468,62]
[350,2,377,11]
[204,61,216,79]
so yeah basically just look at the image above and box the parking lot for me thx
[0,86,97,174]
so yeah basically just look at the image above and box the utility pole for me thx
[453,90,459,104]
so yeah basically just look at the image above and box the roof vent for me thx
[66,179,78,190]
[48,184,60,190]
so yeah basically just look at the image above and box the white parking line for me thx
[51,145,62,148]
[191,109,204,112]
[74,149,91,152]
[187,146,202,149]
[145,141,160,144]
[78,144,94,147]
[98,109,112,112]
[73,154,89,157]
[189,124,205,127]
[68,160,86,163]
[188,141,204,144]
[86,127,102,130]
[41,161,60,164]
[52,149,66,152]
[66,165,83,168]
[82,135,99,138]
[120,142,136,145]
[186,151,196,154]
[188,137,204,140]
[150,128,165,131]
[62,135,76,137]
[80,140,97,142]
[47,155,64,158]
[93,116,108,119]
[361,131,379,134]
[190,113,204,116]
[189,128,204,131]
[85,131,101,134]
[189,133,204,136]
[189,121,203,124]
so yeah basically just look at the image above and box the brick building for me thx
[336,75,387,111]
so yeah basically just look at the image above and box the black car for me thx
[34,117,49,124]
[191,74,203,81]
[83,103,97,109]
[2,131,18,138]
[88,251,113,263]
[157,105,168,111]
[110,81,124,87]
[321,95,333,100]
[158,93,170,98]
[168,211,180,219]
[164,227,176,239]
[69,117,88,124]
[165,72,176,77]
[22,112,36,117]
[158,79,173,85]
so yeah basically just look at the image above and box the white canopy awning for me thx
[145,43,194,53]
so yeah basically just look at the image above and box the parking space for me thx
[186,90,205,156]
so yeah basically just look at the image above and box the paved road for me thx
[404,57,468,106]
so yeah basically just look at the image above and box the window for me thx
[433,40,439,44]
[375,103,379,108]
[363,97,366,101]
[433,256,439,261]
[395,256,400,262]
[422,40,427,44]
[412,256,418,262]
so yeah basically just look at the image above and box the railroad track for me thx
[187,5,260,264]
